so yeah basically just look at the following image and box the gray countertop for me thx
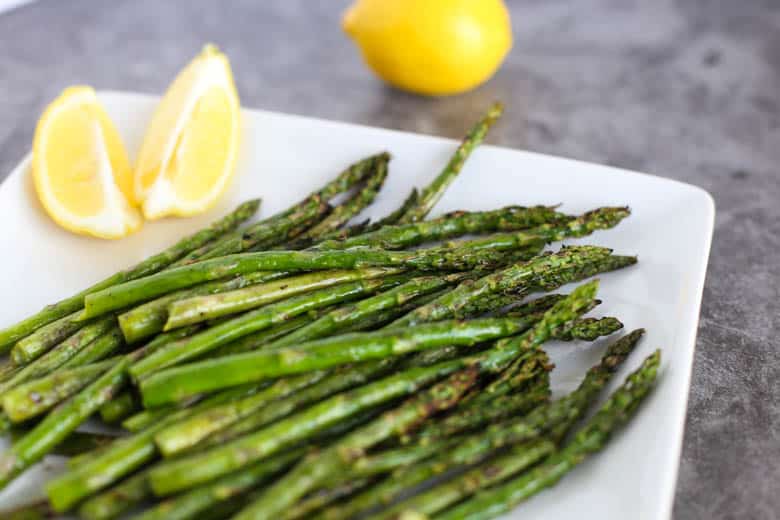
[1,1,778,518]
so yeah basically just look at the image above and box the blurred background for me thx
[0,1,778,518]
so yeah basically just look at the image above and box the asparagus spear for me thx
[0,326,197,491]
[554,316,623,341]
[0,357,131,490]
[444,329,646,456]
[0,316,117,394]
[154,371,327,456]
[123,450,303,520]
[321,324,638,520]
[0,199,260,351]
[99,390,140,424]
[10,311,83,365]
[176,154,384,264]
[139,316,541,407]
[110,316,312,430]
[145,282,597,495]
[1,357,117,422]
[81,233,552,319]
[283,478,377,520]
[183,198,331,262]
[413,367,551,443]
[165,267,401,328]
[314,205,564,251]
[45,382,264,511]
[62,326,125,367]
[194,344,470,452]
[141,360,462,495]
[76,469,151,520]
[231,283,599,519]
[267,273,471,348]
[1,500,55,520]
[285,154,389,249]
[436,350,661,520]
[375,439,556,520]
[351,438,463,479]
[117,270,290,343]
[130,275,410,383]
[318,188,418,243]
[397,103,504,224]
[392,246,630,326]
[231,366,482,520]
[204,309,325,357]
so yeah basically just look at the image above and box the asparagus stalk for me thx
[76,469,151,520]
[413,367,551,443]
[1,357,117,422]
[154,371,328,456]
[0,316,117,394]
[176,154,383,264]
[471,316,622,405]
[99,390,140,424]
[397,103,504,224]
[139,316,541,407]
[286,154,389,249]
[231,283,599,519]
[126,450,303,520]
[375,439,556,520]
[436,350,661,520]
[231,366,482,520]
[183,198,331,262]
[193,345,465,452]
[205,310,324,358]
[115,295,311,411]
[1,500,55,520]
[146,360,476,495]
[392,245,631,326]
[283,478,377,520]
[320,316,634,519]
[554,316,623,341]
[130,275,410,383]
[351,438,463,478]
[268,273,472,348]
[10,311,83,365]
[192,361,401,451]
[0,199,260,351]
[316,188,418,243]
[81,234,551,320]
[0,326,197,491]
[145,282,597,495]
[117,270,290,343]
[62,326,125,367]
[0,357,131,489]
[45,382,263,511]
[165,267,402,328]
[446,329,646,457]
[315,205,564,251]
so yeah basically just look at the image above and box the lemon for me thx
[32,86,142,239]
[343,0,512,96]
[135,44,240,220]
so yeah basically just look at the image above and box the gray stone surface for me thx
[0,0,777,518]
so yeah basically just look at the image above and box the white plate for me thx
[0,91,714,519]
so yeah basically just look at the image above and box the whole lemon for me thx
[342,0,512,96]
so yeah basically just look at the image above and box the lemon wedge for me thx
[32,86,142,239]
[135,44,241,219]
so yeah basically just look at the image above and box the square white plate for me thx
[0,91,714,519]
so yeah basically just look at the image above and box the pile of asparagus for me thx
[0,103,660,520]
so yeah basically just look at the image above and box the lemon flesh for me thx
[135,45,241,219]
[32,86,141,239]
